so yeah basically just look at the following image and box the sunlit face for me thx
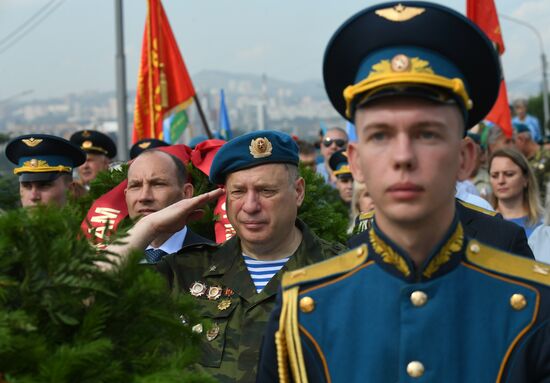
[359,187,375,213]
[489,156,527,202]
[77,153,110,185]
[320,129,348,160]
[225,164,305,249]
[125,151,192,219]
[348,98,471,228]
[19,175,71,207]
[514,103,527,119]
[335,174,354,203]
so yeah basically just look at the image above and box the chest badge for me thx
[207,286,222,300]
[190,281,208,297]
[218,298,232,311]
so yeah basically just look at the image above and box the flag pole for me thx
[193,94,213,139]
[114,0,129,161]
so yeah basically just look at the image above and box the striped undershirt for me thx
[243,254,290,293]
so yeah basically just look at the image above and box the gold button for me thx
[406,361,425,378]
[300,296,315,313]
[469,243,480,253]
[410,291,428,307]
[357,247,365,257]
[510,294,527,310]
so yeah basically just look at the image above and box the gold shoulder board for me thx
[466,240,550,286]
[458,200,497,216]
[282,245,368,288]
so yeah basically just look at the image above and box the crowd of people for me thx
[4,1,550,382]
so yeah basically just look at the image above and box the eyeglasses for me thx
[322,138,347,148]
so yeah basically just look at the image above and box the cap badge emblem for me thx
[391,54,411,72]
[82,140,93,149]
[249,137,273,158]
[22,138,42,147]
[138,142,151,149]
[23,159,48,168]
[375,4,425,22]
[81,130,91,138]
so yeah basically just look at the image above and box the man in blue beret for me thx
[104,130,344,382]
[5,134,86,207]
[257,2,550,382]
[70,129,117,188]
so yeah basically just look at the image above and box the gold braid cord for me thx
[276,286,308,383]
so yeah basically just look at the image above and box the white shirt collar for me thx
[146,226,188,254]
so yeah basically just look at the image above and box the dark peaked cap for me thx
[323,1,501,129]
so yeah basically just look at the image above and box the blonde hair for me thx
[348,181,368,234]
[489,148,543,225]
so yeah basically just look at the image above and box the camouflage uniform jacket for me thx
[156,219,345,383]
[529,148,550,205]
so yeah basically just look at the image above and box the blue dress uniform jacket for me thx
[347,200,534,259]
[257,217,550,383]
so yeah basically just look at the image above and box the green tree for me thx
[0,205,215,383]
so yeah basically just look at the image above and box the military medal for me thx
[218,298,231,311]
[223,287,234,297]
[192,323,203,334]
[190,281,207,297]
[206,323,220,341]
[207,286,222,300]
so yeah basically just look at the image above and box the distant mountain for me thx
[192,70,329,101]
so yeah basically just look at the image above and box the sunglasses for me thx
[322,138,347,148]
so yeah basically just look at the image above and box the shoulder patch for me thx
[458,199,497,216]
[282,245,368,289]
[358,211,375,220]
[466,240,550,286]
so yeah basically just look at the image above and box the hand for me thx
[144,188,224,237]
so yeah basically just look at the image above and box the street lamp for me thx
[500,14,550,137]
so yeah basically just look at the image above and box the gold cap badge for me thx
[82,140,93,149]
[249,137,273,159]
[22,138,43,147]
[138,142,152,149]
[375,4,425,22]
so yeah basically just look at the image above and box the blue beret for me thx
[323,1,500,130]
[513,122,530,135]
[209,130,299,184]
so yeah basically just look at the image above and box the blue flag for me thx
[346,120,357,143]
[218,89,232,140]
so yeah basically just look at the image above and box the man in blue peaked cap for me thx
[257,2,550,382]
[5,134,85,207]
[104,130,345,382]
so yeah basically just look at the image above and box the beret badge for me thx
[138,142,152,149]
[249,137,273,159]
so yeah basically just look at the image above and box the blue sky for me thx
[0,0,549,101]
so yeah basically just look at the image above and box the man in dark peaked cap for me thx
[129,138,169,159]
[257,2,550,382]
[5,134,85,207]
[70,130,117,188]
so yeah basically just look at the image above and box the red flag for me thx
[133,0,196,143]
[467,0,513,137]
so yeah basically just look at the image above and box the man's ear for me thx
[457,137,476,181]
[295,177,306,207]
[182,183,194,199]
[348,143,365,183]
